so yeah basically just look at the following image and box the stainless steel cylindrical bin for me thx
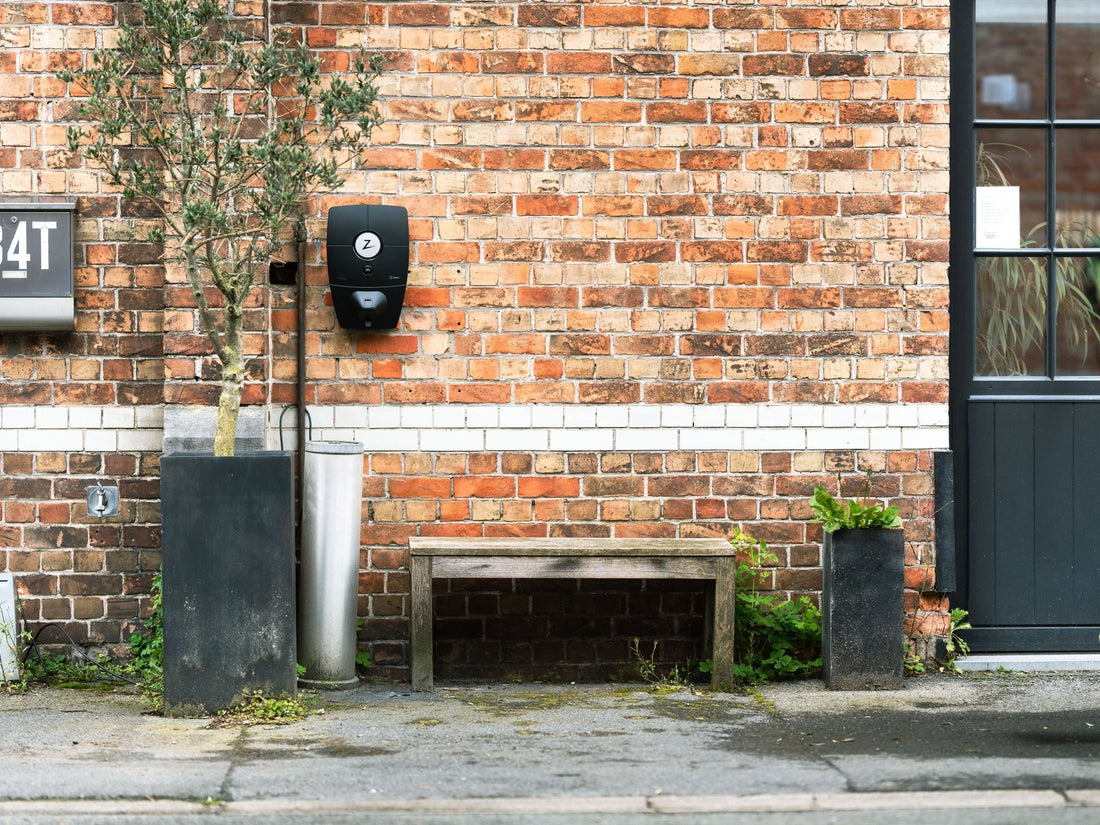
[297,440,364,688]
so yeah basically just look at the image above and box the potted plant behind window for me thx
[809,477,903,690]
[60,0,383,715]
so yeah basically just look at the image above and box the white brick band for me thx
[0,406,164,452]
[0,404,950,454]
[272,403,950,453]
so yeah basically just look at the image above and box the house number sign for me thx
[0,200,76,330]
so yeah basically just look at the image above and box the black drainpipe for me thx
[295,217,307,499]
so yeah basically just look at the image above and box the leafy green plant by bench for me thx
[701,530,822,685]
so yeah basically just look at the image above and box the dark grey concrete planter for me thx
[822,528,905,690]
[161,452,297,716]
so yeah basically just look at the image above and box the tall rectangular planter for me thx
[822,528,905,690]
[161,452,297,716]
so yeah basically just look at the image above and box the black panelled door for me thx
[951,0,1100,651]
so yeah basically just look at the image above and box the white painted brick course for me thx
[2,407,34,429]
[563,406,598,428]
[596,406,629,428]
[629,405,662,428]
[20,429,82,451]
[334,406,368,428]
[680,428,743,451]
[615,428,678,451]
[361,429,419,452]
[726,406,759,428]
[366,406,401,428]
[432,406,467,429]
[117,430,162,452]
[421,428,485,452]
[791,405,824,427]
[486,428,549,451]
[662,405,695,427]
[135,406,164,428]
[808,428,870,450]
[399,407,433,429]
[84,430,119,452]
[465,406,501,428]
[693,406,726,428]
[305,406,335,428]
[744,428,807,451]
[531,405,565,428]
[549,429,615,452]
[822,406,856,428]
[0,403,951,456]
[869,428,905,450]
[68,407,103,428]
[499,407,533,428]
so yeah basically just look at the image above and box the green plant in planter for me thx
[809,483,901,533]
[59,0,384,454]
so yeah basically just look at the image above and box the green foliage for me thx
[58,0,384,454]
[355,651,373,669]
[703,530,822,686]
[903,641,927,676]
[127,571,164,700]
[217,690,311,725]
[20,650,117,690]
[939,608,972,674]
[629,638,692,689]
[809,475,901,533]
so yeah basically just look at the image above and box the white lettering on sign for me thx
[33,221,57,270]
[0,219,57,279]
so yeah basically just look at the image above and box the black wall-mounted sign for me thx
[0,200,76,330]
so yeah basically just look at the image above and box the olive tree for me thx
[61,0,383,454]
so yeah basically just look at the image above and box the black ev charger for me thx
[326,204,409,329]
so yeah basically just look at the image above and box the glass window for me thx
[975,256,1048,376]
[976,130,1048,248]
[1055,129,1100,246]
[1055,256,1100,374]
[1055,0,1100,119]
[975,0,1047,120]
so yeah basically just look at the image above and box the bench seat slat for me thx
[433,556,719,579]
[410,537,731,557]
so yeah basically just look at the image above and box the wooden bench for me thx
[408,536,735,692]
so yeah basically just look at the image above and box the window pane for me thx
[976,0,1047,120]
[976,130,1048,248]
[1056,256,1100,375]
[1055,129,1100,247]
[976,256,1048,376]
[1055,0,1100,119]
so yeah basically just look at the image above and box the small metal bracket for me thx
[87,484,119,518]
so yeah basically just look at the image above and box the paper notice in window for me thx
[975,186,1021,249]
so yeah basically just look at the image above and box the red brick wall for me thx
[1,0,953,677]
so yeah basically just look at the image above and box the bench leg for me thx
[410,554,433,691]
[711,557,736,692]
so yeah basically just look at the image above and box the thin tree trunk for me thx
[213,311,245,457]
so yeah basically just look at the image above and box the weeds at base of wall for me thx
[698,531,823,688]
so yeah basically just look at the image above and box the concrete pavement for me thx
[0,672,1099,822]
